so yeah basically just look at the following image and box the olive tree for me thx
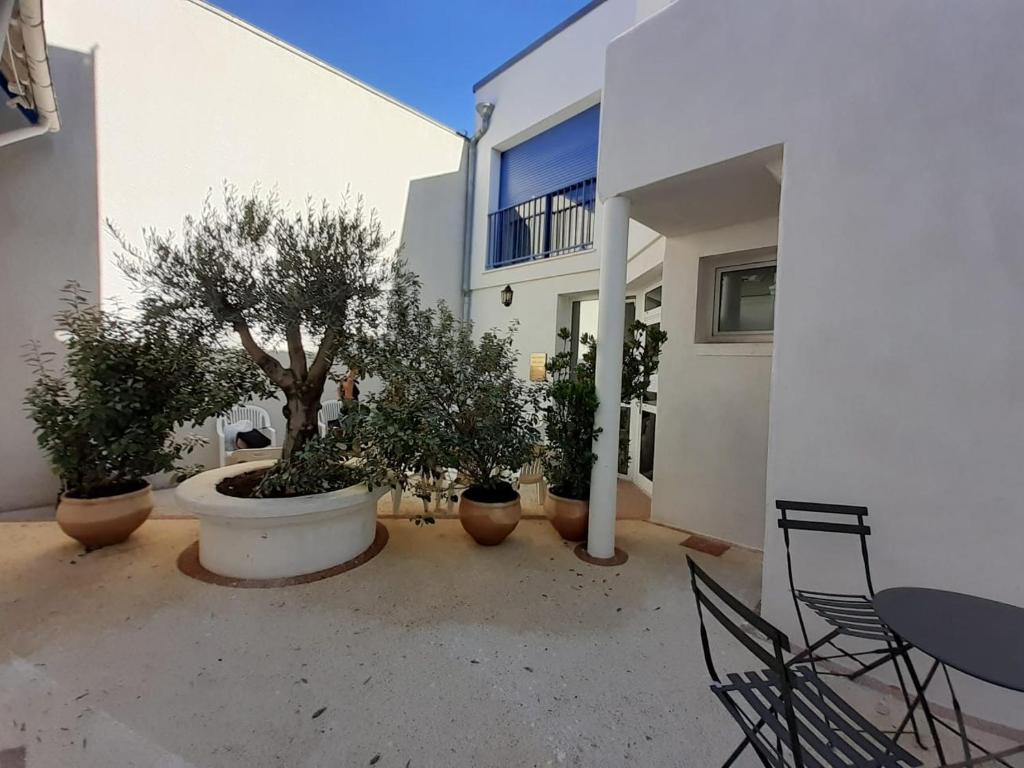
[112,187,391,463]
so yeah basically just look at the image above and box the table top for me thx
[874,587,1024,693]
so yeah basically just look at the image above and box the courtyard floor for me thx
[0,498,1007,767]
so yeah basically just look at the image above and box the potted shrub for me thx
[364,280,541,545]
[540,329,599,542]
[358,273,455,521]
[24,283,268,549]
[541,320,667,541]
[443,313,540,545]
[112,187,397,579]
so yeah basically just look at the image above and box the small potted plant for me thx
[541,329,599,541]
[24,283,268,549]
[112,187,400,579]
[446,315,540,545]
[541,321,667,541]
[366,279,540,545]
[358,273,456,521]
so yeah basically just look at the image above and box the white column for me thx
[587,195,630,559]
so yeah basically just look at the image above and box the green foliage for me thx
[255,434,363,497]
[541,321,668,500]
[360,274,542,494]
[622,320,668,403]
[541,328,600,500]
[110,185,393,464]
[24,283,271,498]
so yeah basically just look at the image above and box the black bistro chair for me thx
[687,555,921,768]
[775,500,922,746]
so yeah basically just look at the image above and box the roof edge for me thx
[185,0,464,138]
[473,0,609,93]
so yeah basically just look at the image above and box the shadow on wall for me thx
[397,144,468,310]
[0,47,100,511]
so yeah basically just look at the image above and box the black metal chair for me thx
[687,555,921,768]
[776,500,923,747]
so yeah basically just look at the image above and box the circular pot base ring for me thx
[573,543,629,566]
[177,522,389,588]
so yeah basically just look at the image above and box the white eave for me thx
[1,0,60,134]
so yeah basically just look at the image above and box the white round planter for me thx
[176,460,385,580]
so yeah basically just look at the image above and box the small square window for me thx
[716,264,775,334]
[644,286,662,312]
[695,247,777,343]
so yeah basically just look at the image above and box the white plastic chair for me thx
[516,451,547,505]
[317,399,344,436]
[215,404,277,467]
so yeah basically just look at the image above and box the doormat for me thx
[681,534,730,557]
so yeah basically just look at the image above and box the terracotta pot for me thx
[544,488,589,542]
[57,482,153,549]
[458,489,522,546]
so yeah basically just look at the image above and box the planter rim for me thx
[461,487,521,508]
[60,481,152,506]
[546,487,589,504]
[176,460,384,520]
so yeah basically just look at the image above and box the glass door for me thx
[628,284,661,495]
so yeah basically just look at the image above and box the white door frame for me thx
[620,282,661,496]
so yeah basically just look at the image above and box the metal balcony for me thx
[486,177,596,269]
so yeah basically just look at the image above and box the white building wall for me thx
[469,0,669,377]
[0,48,102,511]
[0,0,466,509]
[600,0,1024,726]
[652,218,777,550]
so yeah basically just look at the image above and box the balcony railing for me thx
[486,177,597,269]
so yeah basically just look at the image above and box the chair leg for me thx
[721,720,764,768]
[787,628,842,667]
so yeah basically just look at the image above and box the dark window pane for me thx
[639,411,656,481]
[644,286,662,312]
[717,265,775,333]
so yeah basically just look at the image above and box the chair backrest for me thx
[519,457,543,483]
[775,499,876,596]
[687,556,805,767]
[687,555,790,681]
[227,404,271,430]
[319,400,343,425]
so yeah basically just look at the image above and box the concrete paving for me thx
[0,515,976,768]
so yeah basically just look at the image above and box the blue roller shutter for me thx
[497,105,599,209]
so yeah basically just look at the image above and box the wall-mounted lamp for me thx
[500,284,514,307]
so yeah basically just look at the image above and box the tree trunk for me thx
[281,390,321,461]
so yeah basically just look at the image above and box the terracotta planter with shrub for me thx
[544,488,588,542]
[57,482,153,548]
[459,487,522,545]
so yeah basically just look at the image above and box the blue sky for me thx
[213,0,593,134]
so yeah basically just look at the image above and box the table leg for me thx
[897,647,947,765]
[943,664,973,764]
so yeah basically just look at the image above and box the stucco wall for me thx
[466,0,663,384]
[0,0,466,509]
[0,48,101,511]
[600,0,1024,726]
[652,219,777,550]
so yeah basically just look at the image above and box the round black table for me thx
[874,587,1024,693]
[874,587,1024,766]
